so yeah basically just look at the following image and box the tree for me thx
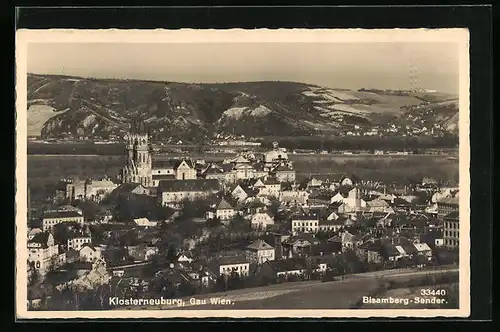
[229,214,251,232]
[227,272,243,290]
[52,223,71,246]
[206,217,221,228]
[166,244,178,262]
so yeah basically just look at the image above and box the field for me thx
[123,269,458,310]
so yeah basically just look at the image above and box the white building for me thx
[250,212,274,230]
[291,215,319,235]
[79,244,102,262]
[67,235,92,251]
[42,210,84,232]
[245,239,275,264]
[213,256,250,277]
[28,232,59,274]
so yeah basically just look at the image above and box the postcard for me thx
[16,28,470,319]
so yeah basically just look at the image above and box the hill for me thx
[26,74,459,143]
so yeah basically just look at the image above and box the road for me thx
[120,266,458,310]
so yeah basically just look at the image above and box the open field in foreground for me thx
[120,267,458,310]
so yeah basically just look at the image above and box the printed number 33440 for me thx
[420,289,447,296]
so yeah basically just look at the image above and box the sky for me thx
[27,42,459,93]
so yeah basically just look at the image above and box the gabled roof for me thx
[216,198,234,210]
[80,243,97,252]
[327,235,342,243]
[414,242,432,252]
[110,183,147,197]
[158,179,219,192]
[246,239,274,251]
[28,232,51,246]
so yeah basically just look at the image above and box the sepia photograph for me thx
[15,28,470,318]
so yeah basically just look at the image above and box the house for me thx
[84,177,119,202]
[245,239,275,264]
[79,244,102,262]
[260,179,281,198]
[318,219,344,233]
[126,244,158,262]
[271,164,296,183]
[259,258,308,281]
[339,231,363,251]
[381,243,405,261]
[291,214,319,235]
[203,165,227,182]
[308,193,334,206]
[281,235,319,258]
[42,210,84,231]
[414,242,433,259]
[67,235,92,251]
[27,231,59,274]
[134,217,158,228]
[356,241,384,264]
[306,177,323,189]
[279,190,309,206]
[214,198,236,221]
[109,183,151,200]
[331,173,355,187]
[436,197,459,219]
[337,188,368,213]
[157,179,220,206]
[366,198,393,213]
[177,253,194,264]
[306,255,332,273]
[443,211,459,248]
[63,258,111,291]
[151,159,197,186]
[310,241,342,256]
[210,256,250,277]
[250,212,274,230]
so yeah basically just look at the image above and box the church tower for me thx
[120,119,153,187]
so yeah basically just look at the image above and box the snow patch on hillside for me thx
[249,105,272,117]
[27,105,66,136]
[222,107,247,120]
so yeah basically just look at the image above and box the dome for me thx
[264,149,288,164]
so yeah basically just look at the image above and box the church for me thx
[119,119,197,188]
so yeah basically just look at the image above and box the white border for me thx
[15,28,470,319]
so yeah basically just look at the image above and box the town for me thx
[26,119,460,310]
